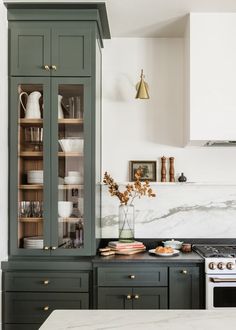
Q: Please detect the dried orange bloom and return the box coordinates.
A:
[103,168,156,205]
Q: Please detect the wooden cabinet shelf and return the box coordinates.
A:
[19,151,43,158]
[19,184,43,190]
[58,184,84,190]
[58,119,83,125]
[19,218,43,223]
[19,119,43,126]
[58,152,83,157]
[58,217,83,223]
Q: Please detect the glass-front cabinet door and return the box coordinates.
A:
[51,78,92,255]
[10,77,51,255]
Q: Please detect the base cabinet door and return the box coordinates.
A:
[97,287,168,310]
[4,324,39,330]
[132,287,168,309]
[169,266,200,309]
[4,292,89,324]
[97,287,133,309]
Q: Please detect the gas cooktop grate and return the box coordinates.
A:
[193,245,236,258]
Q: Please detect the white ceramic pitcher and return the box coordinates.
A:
[58,95,64,119]
[19,91,42,119]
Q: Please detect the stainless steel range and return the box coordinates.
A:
[194,245,236,309]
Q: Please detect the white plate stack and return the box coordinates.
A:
[24,236,44,249]
[27,170,43,184]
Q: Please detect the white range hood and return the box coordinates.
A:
[184,13,236,146]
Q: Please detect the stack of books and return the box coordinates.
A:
[108,241,146,255]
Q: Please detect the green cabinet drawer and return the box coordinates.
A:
[97,287,168,309]
[4,324,39,330]
[97,266,167,287]
[4,272,89,292]
[4,292,89,324]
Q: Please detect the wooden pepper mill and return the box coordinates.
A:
[161,156,167,182]
[169,157,175,182]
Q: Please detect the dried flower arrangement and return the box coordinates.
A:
[103,168,156,205]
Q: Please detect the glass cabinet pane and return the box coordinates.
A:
[57,84,84,249]
[17,84,44,249]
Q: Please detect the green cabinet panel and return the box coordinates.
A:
[4,324,39,330]
[132,287,168,309]
[97,287,168,310]
[51,22,92,77]
[169,266,200,309]
[4,292,89,323]
[97,266,168,287]
[97,287,133,309]
[4,272,89,292]
[10,22,51,76]
[10,22,92,77]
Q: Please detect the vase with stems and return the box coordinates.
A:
[119,204,134,242]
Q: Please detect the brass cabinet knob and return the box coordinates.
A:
[134,294,139,299]
[126,294,132,300]
[181,270,188,274]
[43,65,50,71]
[51,65,57,70]
[43,246,49,250]
[51,246,57,250]
[43,306,49,311]
[43,280,50,285]
[129,275,135,279]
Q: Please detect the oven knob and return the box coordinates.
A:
[226,262,235,270]
[209,262,217,270]
[218,262,226,270]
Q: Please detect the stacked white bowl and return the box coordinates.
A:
[59,138,84,153]
[27,170,43,184]
[64,171,83,185]
[24,236,44,249]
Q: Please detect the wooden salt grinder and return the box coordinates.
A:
[169,157,175,182]
[161,156,167,182]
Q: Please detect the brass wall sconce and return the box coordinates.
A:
[135,69,149,99]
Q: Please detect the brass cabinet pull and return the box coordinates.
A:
[134,294,139,299]
[43,306,49,311]
[126,294,132,300]
[181,270,188,274]
[129,275,135,279]
[43,280,50,285]
[43,65,50,71]
[51,246,57,250]
[43,246,49,250]
[51,65,57,71]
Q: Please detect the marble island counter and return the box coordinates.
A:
[39,309,236,330]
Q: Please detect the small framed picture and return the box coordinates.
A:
[130,161,156,182]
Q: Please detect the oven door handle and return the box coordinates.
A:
[210,277,236,283]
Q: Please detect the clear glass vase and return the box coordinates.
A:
[118,204,135,243]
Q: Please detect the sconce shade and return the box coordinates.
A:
[135,69,149,99]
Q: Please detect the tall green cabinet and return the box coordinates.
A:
[2,3,110,329]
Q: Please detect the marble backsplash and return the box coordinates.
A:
[101,184,236,239]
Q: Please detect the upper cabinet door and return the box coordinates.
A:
[10,22,51,77]
[51,22,92,77]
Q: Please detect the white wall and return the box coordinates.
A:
[0,1,8,328]
[102,38,236,183]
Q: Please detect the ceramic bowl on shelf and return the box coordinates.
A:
[64,176,83,185]
[58,201,73,218]
[27,170,43,184]
[59,138,84,153]
[162,239,183,250]
[68,171,80,177]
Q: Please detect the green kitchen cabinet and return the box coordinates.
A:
[10,21,92,77]
[7,3,109,257]
[4,292,89,324]
[97,287,168,309]
[4,325,39,330]
[169,266,201,309]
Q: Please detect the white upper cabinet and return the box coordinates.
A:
[185,13,236,146]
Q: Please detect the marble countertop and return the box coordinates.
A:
[39,309,236,330]
[93,251,204,263]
